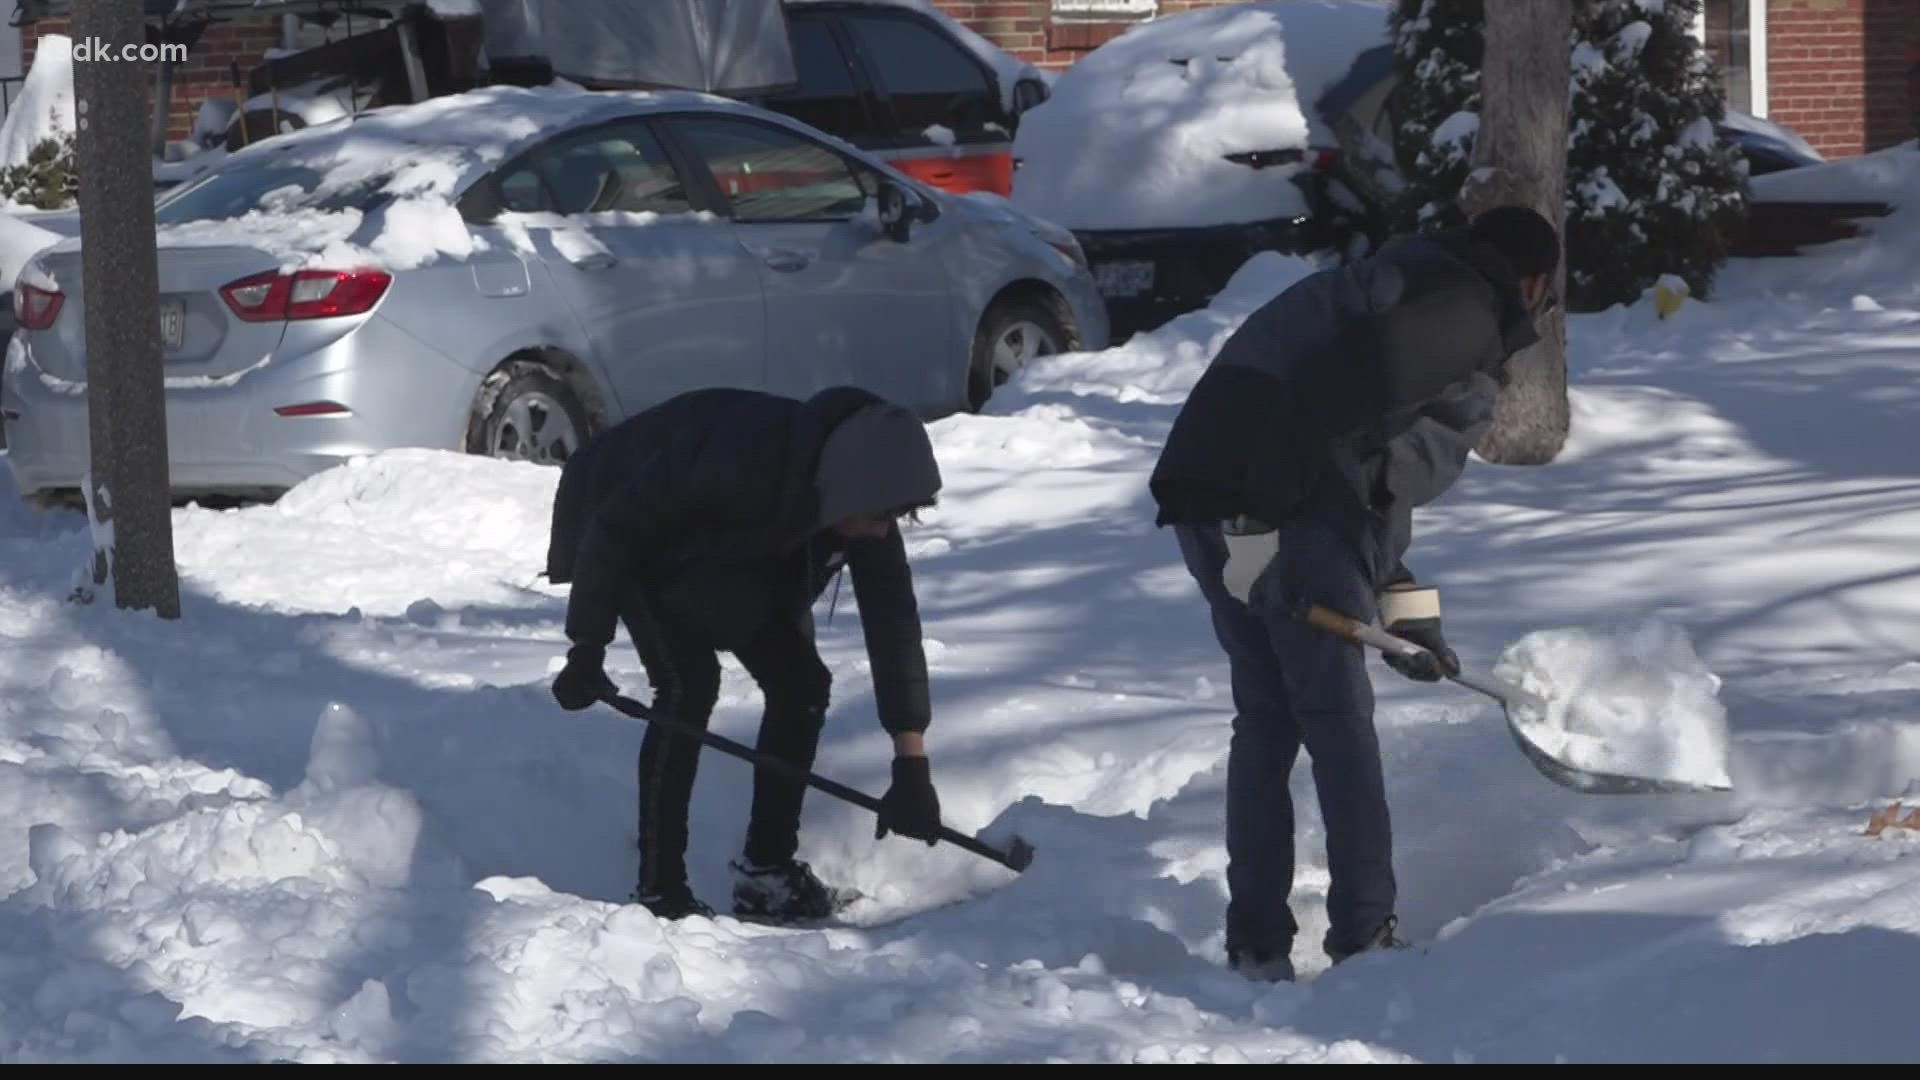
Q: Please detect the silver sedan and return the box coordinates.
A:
[2,86,1107,504]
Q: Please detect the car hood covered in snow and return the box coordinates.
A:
[1009,0,1391,232]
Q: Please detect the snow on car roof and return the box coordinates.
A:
[217,84,733,202]
[45,85,755,275]
[1009,0,1391,232]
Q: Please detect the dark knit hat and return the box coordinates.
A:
[1469,204,1561,277]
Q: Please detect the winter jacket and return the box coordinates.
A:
[1148,226,1542,587]
[546,385,942,734]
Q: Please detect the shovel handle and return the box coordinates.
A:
[1301,603,1433,660]
[600,692,1034,872]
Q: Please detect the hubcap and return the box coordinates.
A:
[992,318,1061,383]
[491,389,579,466]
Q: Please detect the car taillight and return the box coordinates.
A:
[14,281,63,330]
[220,268,393,323]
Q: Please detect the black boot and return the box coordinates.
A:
[1327,914,1410,964]
[1227,946,1296,983]
[632,880,714,921]
[729,857,852,923]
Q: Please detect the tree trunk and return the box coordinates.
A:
[1458,0,1573,466]
[72,0,182,619]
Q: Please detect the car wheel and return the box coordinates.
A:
[467,364,591,467]
[968,296,1070,412]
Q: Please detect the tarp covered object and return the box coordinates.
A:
[475,0,799,96]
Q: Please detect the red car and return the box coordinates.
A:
[761,1,1052,198]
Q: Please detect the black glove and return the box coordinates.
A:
[552,644,617,710]
[1380,586,1460,683]
[875,755,942,845]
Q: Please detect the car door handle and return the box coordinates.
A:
[570,253,618,271]
[761,250,811,272]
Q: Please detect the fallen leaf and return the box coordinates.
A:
[1864,801,1920,836]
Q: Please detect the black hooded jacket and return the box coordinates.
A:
[546,385,941,734]
[1148,227,1542,587]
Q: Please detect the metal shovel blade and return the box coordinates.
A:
[1300,604,1733,797]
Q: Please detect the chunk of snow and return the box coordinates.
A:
[1494,619,1734,791]
[0,34,74,173]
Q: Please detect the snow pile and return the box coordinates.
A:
[1000,250,1318,407]
[170,448,560,616]
[0,34,74,175]
[1494,620,1735,792]
[1009,0,1392,230]
[1750,138,1918,205]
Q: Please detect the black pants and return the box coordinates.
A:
[1174,512,1397,961]
[624,594,832,896]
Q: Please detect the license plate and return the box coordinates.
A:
[158,300,185,352]
[1095,259,1155,298]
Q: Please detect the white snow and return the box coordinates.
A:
[1009,0,1393,231]
[0,34,74,176]
[1496,620,1734,791]
[2,138,1920,1061]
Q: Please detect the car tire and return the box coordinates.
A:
[968,295,1071,412]
[466,362,592,467]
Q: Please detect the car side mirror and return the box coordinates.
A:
[877,180,923,242]
[1012,76,1049,116]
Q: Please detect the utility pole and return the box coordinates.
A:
[71,0,181,619]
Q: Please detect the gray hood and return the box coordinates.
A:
[814,403,943,529]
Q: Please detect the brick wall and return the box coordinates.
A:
[22,17,282,145]
[1767,0,1919,156]
[931,0,1240,70]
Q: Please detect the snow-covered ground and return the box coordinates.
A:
[3,143,1919,1062]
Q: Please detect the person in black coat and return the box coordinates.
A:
[545,384,946,923]
[1148,205,1563,981]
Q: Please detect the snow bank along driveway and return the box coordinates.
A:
[3,147,1920,1062]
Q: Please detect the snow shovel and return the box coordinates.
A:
[1298,603,1732,796]
[598,691,1037,871]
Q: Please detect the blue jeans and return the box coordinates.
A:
[1175,515,1397,960]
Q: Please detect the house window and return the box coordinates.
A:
[1704,0,1754,114]
[1049,0,1157,18]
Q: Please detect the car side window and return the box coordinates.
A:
[495,121,695,217]
[759,15,883,148]
[669,116,868,223]
[842,11,1002,144]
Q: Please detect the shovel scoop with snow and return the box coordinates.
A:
[1300,603,1734,796]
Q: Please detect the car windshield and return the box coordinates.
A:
[154,159,392,226]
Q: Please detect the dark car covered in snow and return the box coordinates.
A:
[1009,0,1830,340]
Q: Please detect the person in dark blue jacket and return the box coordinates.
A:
[545,385,946,924]
[1148,205,1562,981]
